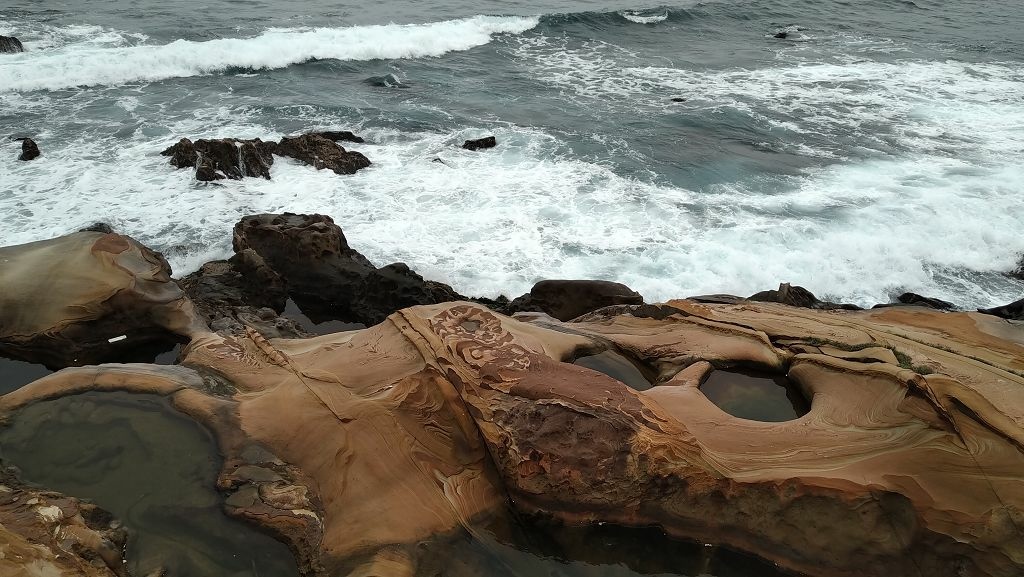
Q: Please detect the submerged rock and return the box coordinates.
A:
[507,279,645,321]
[232,213,461,325]
[275,134,371,175]
[17,137,40,161]
[161,137,275,181]
[462,136,496,151]
[0,35,23,53]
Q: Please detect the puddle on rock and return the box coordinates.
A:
[573,350,653,391]
[700,370,810,422]
[283,298,365,335]
[0,392,299,577]
[0,357,53,396]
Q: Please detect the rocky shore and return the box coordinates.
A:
[1,215,1023,577]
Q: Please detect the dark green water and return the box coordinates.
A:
[700,370,810,422]
[0,392,300,577]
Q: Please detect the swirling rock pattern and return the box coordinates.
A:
[1,232,1022,577]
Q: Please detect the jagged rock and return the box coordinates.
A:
[309,130,364,144]
[978,296,1024,321]
[0,231,201,368]
[874,291,956,310]
[17,137,39,161]
[177,250,309,338]
[161,137,275,181]
[3,298,1023,577]
[748,282,861,310]
[462,136,496,151]
[0,467,127,577]
[276,134,371,175]
[0,35,23,53]
[507,279,644,321]
[232,213,460,325]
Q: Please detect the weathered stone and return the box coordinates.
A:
[0,35,23,53]
[979,296,1024,321]
[507,279,644,321]
[309,130,364,144]
[749,282,861,310]
[275,134,370,175]
[161,137,275,180]
[17,137,39,161]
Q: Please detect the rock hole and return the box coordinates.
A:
[700,369,810,422]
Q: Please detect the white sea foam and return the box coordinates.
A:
[0,15,539,92]
[620,11,669,24]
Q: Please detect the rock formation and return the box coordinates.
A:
[1,227,1023,577]
[749,282,861,310]
[505,279,645,320]
[0,231,199,368]
[308,130,364,144]
[161,137,276,181]
[0,35,23,53]
[275,134,371,175]
[979,296,1024,321]
[462,136,496,151]
[0,468,127,577]
[16,137,40,161]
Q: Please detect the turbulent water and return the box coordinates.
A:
[2,0,1023,308]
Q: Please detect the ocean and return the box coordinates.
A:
[2,0,1023,309]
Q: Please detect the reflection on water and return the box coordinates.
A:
[0,392,299,577]
[283,298,366,335]
[700,370,810,422]
[573,350,653,391]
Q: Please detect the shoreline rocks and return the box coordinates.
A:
[462,135,496,151]
[275,134,370,175]
[17,137,40,161]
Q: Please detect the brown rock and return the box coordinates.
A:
[507,279,644,321]
[161,137,275,180]
[309,130,364,143]
[275,134,370,175]
[749,282,861,310]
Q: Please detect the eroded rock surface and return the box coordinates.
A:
[232,213,462,325]
[0,35,23,53]
[0,232,200,368]
[161,137,276,181]
[275,134,371,175]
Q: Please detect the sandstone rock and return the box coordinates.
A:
[0,467,127,577]
[161,137,275,180]
[17,137,39,161]
[507,279,644,321]
[0,232,201,368]
[749,282,861,310]
[0,35,23,53]
[462,136,496,151]
[3,299,1022,577]
[275,134,371,175]
[232,213,461,325]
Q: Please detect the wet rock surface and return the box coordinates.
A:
[275,133,371,175]
[462,135,496,150]
[16,137,39,161]
[161,137,276,181]
[0,35,23,53]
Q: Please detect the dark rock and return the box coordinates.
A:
[232,213,462,326]
[978,297,1024,321]
[686,294,745,304]
[462,136,496,151]
[0,35,24,53]
[309,130,365,144]
[79,222,115,234]
[507,279,645,322]
[275,134,371,175]
[882,292,955,311]
[161,137,275,180]
[177,250,307,338]
[748,283,861,310]
[670,97,687,102]
[774,31,789,39]
[17,138,39,161]
[1010,256,1024,280]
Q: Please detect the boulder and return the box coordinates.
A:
[462,135,496,151]
[507,279,644,321]
[873,291,956,311]
[232,213,461,325]
[161,137,275,181]
[0,231,202,368]
[0,35,23,53]
[17,137,39,161]
[275,134,371,175]
[748,282,861,310]
[978,296,1024,321]
[310,130,364,144]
